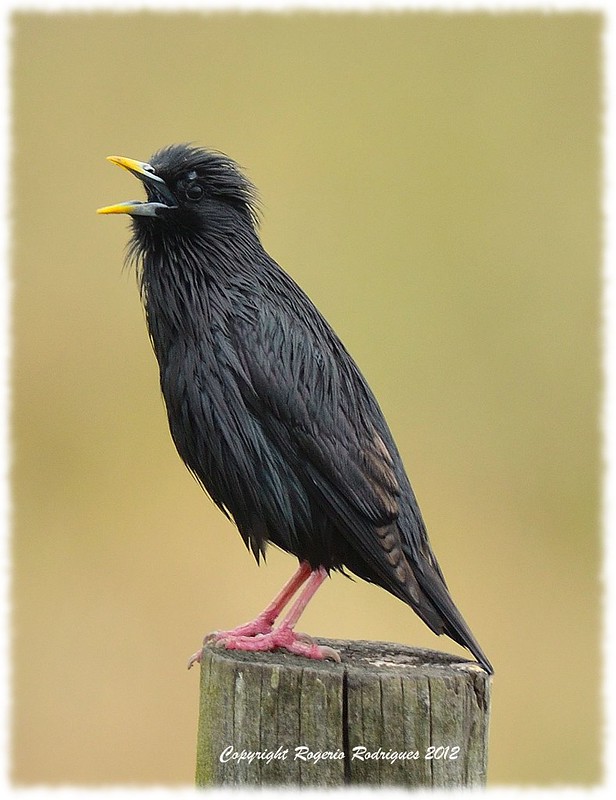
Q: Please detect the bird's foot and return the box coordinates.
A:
[211,625,341,662]
[204,615,275,643]
[187,614,276,669]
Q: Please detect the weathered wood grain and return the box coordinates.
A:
[195,638,491,787]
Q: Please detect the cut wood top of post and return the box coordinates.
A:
[203,638,491,680]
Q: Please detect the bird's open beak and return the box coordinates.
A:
[97,155,178,216]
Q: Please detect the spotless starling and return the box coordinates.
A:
[98,144,492,674]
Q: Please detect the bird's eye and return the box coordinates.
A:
[185,183,204,201]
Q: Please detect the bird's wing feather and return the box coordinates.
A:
[233,307,400,523]
[229,289,430,601]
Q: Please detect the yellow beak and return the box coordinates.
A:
[97,201,142,215]
[105,155,155,177]
[97,154,177,216]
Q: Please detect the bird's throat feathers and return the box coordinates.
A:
[130,215,264,343]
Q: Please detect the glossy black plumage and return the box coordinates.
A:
[102,144,492,674]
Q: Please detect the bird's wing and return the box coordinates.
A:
[234,311,399,522]
[230,301,429,604]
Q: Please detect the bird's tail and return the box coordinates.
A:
[412,561,493,675]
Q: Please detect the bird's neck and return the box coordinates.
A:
[137,226,263,347]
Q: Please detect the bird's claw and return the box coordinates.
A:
[187,648,203,670]
[318,644,342,662]
[284,630,340,660]
[187,630,225,668]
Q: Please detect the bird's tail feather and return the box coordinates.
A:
[412,562,493,675]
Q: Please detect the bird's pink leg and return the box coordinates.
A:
[277,566,328,628]
[187,561,312,668]
[212,567,340,662]
[209,560,312,637]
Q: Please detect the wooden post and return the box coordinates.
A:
[195,637,491,788]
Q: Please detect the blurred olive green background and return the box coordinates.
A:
[11,11,601,787]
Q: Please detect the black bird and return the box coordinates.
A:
[98,144,492,674]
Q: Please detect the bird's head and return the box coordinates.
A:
[97,143,259,232]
